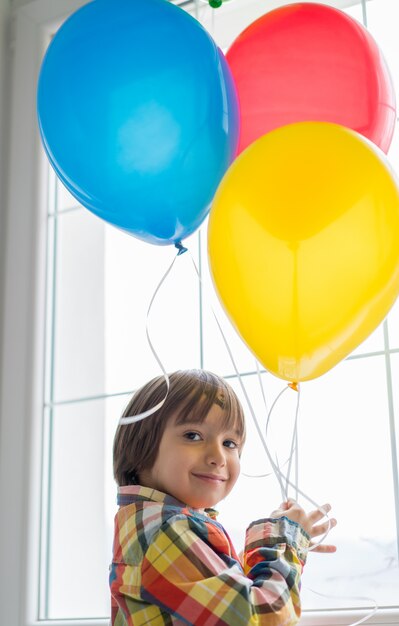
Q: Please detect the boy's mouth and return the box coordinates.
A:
[192,473,227,483]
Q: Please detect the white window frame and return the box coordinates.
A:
[0,0,398,625]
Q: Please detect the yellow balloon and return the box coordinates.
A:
[208,122,399,382]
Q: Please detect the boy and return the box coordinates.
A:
[110,369,336,625]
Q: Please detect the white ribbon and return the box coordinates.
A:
[118,245,185,425]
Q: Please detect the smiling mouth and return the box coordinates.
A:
[192,473,227,483]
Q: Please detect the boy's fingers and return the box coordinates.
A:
[310,518,337,537]
[308,503,332,522]
[310,543,337,554]
[270,499,296,517]
[269,507,284,518]
[281,499,295,510]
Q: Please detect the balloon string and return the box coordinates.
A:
[119,242,186,425]
[243,376,291,484]
[191,251,380,624]
[186,249,330,524]
[285,385,301,499]
[122,242,378,624]
[243,370,293,482]
[255,360,269,414]
[126,244,331,548]
[260,383,300,501]
[118,241,377,625]
[295,425,299,502]
[239,361,272,478]
[266,384,289,437]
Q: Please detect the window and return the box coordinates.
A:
[1,0,398,624]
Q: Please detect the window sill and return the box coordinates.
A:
[25,608,399,626]
[301,607,399,626]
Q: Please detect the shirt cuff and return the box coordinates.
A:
[246,516,310,563]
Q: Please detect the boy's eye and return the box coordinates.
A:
[184,431,202,441]
[223,439,239,449]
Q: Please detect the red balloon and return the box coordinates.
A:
[226,2,396,154]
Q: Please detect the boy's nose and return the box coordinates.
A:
[205,442,226,467]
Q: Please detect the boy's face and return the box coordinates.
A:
[139,404,242,509]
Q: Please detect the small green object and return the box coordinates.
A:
[209,0,223,7]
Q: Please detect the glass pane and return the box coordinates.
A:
[299,356,399,610]
[52,208,201,402]
[45,361,399,618]
[217,356,399,610]
[104,224,201,395]
[366,0,399,89]
[388,298,399,349]
[45,395,125,619]
[389,353,399,512]
[387,109,399,169]
[52,209,106,402]
[56,178,81,213]
[41,0,399,621]
[343,3,364,22]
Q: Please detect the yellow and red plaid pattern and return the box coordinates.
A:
[110,485,309,625]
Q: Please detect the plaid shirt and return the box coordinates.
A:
[110,485,309,625]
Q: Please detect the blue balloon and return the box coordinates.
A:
[37,0,239,245]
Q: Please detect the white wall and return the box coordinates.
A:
[0,3,108,622]
[0,0,11,407]
[0,1,46,622]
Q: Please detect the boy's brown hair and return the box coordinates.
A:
[113,369,246,486]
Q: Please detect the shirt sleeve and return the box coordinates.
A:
[140,513,309,626]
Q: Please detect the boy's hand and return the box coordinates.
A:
[270,498,337,554]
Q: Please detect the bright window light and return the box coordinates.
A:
[37,0,399,621]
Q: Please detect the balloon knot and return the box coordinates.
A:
[209,0,223,7]
[288,382,299,392]
[175,241,188,256]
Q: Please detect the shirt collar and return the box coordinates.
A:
[117,484,218,519]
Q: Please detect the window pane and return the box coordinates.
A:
[56,179,80,214]
[45,395,124,619]
[390,353,399,507]
[104,223,201,394]
[51,207,105,403]
[372,0,399,357]
[343,3,363,22]
[299,356,399,610]
[51,201,201,402]
[366,0,399,86]
[387,299,399,350]
[40,0,399,621]
[217,356,399,610]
